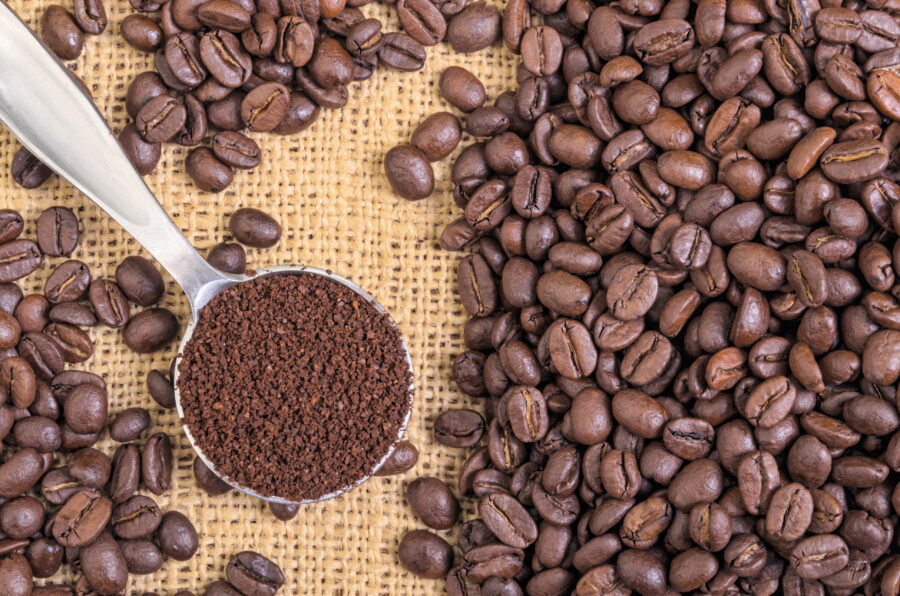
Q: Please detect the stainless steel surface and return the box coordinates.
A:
[0,2,414,504]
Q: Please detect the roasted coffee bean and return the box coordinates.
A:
[115,256,164,307]
[42,5,85,60]
[446,1,500,54]
[397,0,446,46]
[226,551,285,596]
[81,532,128,594]
[207,242,247,274]
[0,240,42,284]
[378,32,426,71]
[229,208,282,248]
[63,383,107,435]
[186,147,234,193]
[434,409,485,448]
[44,261,90,305]
[147,369,175,409]
[109,408,151,442]
[374,440,419,477]
[479,492,538,549]
[123,307,179,353]
[411,112,461,162]
[440,66,485,112]
[120,122,162,175]
[142,432,173,495]
[136,95,187,143]
[192,455,232,496]
[121,14,163,51]
[36,207,79,257]
[157,511,199,560]
[407,476,459,530]
[268,501,299,521]
[384,144,434,200]
[399,530,453,579]
[109,444,141,503]
[212,131,262,170]
[52,489,112,547]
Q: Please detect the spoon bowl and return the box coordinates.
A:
[0,3,414,504]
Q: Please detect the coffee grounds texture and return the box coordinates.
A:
[177,274,413,501]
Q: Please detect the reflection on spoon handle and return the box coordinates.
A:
[0,3,226,313]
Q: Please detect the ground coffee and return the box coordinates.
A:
[177,273,413,501]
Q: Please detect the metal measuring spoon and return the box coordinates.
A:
[0,4,414,504]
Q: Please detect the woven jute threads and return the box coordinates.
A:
[3,0,516,592]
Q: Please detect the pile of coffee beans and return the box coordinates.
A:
[0,207,198,594]
[177,272,413,501]
[34,0,503,193]
[384,1,900,594]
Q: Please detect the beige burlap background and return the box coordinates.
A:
[1,0,518,593]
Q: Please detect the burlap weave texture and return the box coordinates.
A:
[1,0,517,593]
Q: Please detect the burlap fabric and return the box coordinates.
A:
[1,0,518,592]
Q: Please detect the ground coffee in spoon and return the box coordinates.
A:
[177,273,413,501]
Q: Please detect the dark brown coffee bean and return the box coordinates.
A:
[385,144,435,200]
[446,1,500,53]
[378,32,426,71]
[440,66,485,112]
[374,440,419,477]
[186,147,234,193]
[157,511,199,560]
[207,242,247,274]
[136,95,187,143]
[10,148,53,189]
[434,408,485,448]
[109,444,141,503]
[52,489,111,547]
[225,551,285,596]
[147,369,175,409]
[399,530,453,579]
[43,260,90,305]
[121,14,162,51]
[42,5,85,60]
[479,492,538,549]
[407,476,460,530]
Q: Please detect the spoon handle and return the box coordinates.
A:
[0,3,228,313]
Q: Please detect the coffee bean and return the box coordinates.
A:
[184,147,233,193]
[212,132,262,170]
[123,307,179,353]
[109,408,151,442]
[440,66,485,112]
[35,207,78,258]
[268,501,299,521]
[407,476,459,530]
[147,369,176,409]
[398,530,453,579]
[384,144,434,200]
[446,1,500,54]
[44,260,91,305]
[120,538,164,574]
[142,432,173,495]
[411,112,461,162]
[378,32,426,71]
[192,456,232,495]
[115,255,165,307]
[479,492,537,549]
[120,122,162,175]
[434,409,485,448]
[26,538,63,578]
[42,5,85,60]
[0,240,42,284]
[121,14,163,51]
[136,95,188,143]
[52,489,112,547]
[64,383,107,435]
[229,207,282,248]
[157,511,199,560]
[11,147,53,189]
[374,440,419,477]
[111,495,162,539]
[0,553,32,596]
[80,531,128,594]
[109,443,141,503]
[207,242,247,274]
[226,551,285,596]
[397,0,446,46]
